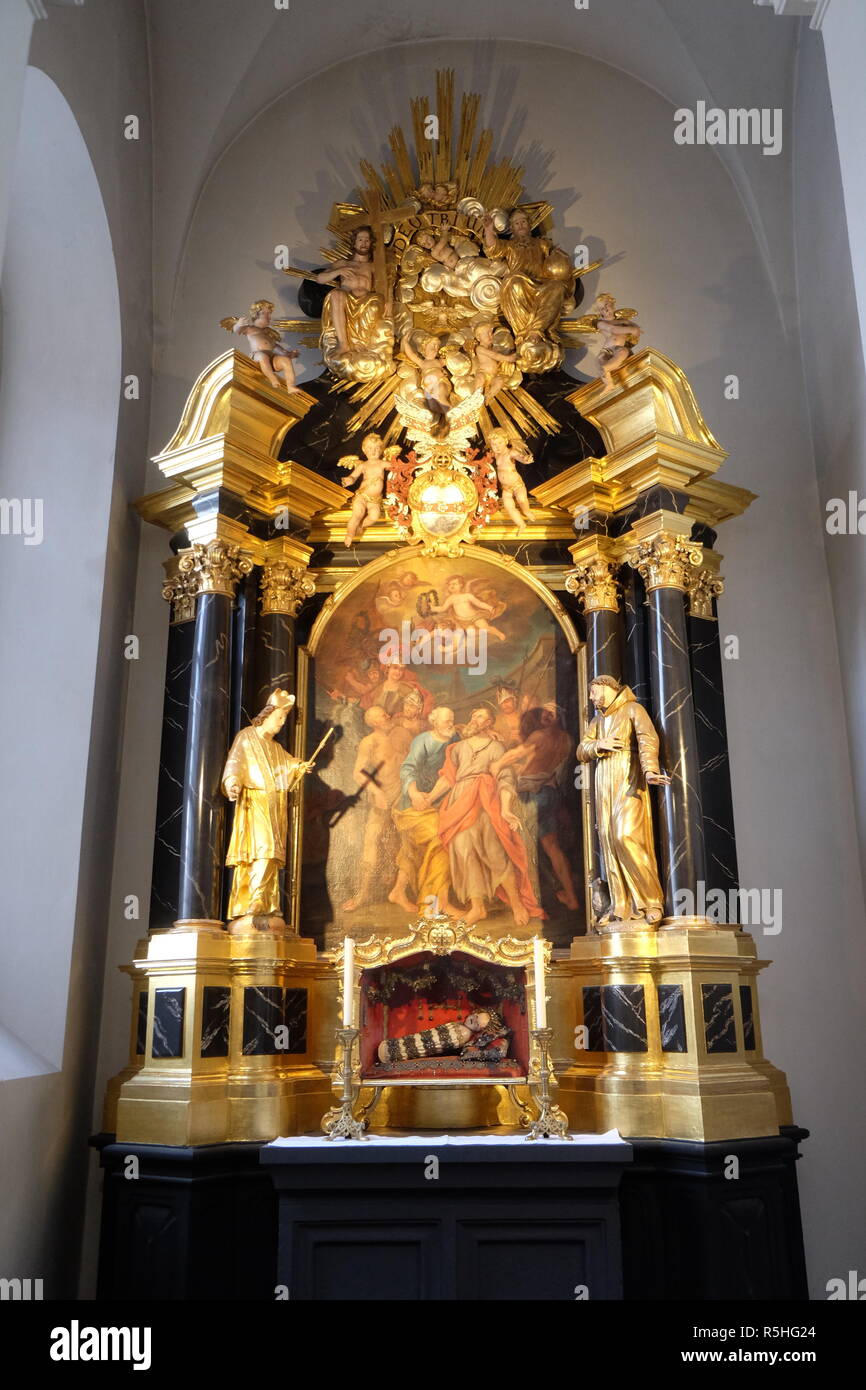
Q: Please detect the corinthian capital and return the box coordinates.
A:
[177,541,254,597]
[161,558,198,624]
[260,560,316,616]
[687,561,725,619]
[565,555,621,612]
[625,533,702,592]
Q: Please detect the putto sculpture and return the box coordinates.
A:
[220,299,300,392]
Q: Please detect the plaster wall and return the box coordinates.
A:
[0,0,152,1298]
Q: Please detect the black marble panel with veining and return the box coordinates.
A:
[586,608,623,683]
[242,986,285,1055]
[282,988,308,1055]
[621,565,652,708]
[231,569,259,739]
[618,488,691,527]
[658,983,687,1052]
[688,612,739,898]
[648,585,706,915]
[602,984,648,1052]
[254,612,296,725]
[201,985,231,1058]
[152,987,185,1058]
[149,618,195,930]
[702,983,737,1053]
[739,984,756,1051]
[136,990,149,1056]
[582,985,605,1052]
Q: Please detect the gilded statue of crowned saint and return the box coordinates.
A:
[222,689,311,923]
[577,675,670,926]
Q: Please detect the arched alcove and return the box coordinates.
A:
[0,67,121,1077]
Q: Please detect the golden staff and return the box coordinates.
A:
[305,725,336,767]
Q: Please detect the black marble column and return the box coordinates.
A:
[565,547,624,683]
[645,581,707,916]
[254,610,295,742]
[250,558,313,919]
[585,607,623,683]
[621,566,652,707]
[175,543,251,926]
[177,590,234,924]
[688,607,739,899]
[231,569,259,739]
[566,550,625,928]
[149,609,195,930]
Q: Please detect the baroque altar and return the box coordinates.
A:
[96,71,807,1302]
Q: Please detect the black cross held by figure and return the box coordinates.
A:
[324,761,385,828]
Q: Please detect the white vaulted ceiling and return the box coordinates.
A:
[144,0,801,332]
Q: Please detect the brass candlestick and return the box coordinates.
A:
[526,1026,571,1141]
[321,1027,367,1141]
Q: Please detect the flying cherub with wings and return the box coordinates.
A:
[572,294,642,391]
[339,433,402,547]
[220,300,300,392]
[427,573,508,642]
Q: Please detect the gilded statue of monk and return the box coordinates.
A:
[222,689,311,923]
[482,208,575,368]
[577,675,670,926]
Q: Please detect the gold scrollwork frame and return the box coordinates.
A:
[333,912,552,1092]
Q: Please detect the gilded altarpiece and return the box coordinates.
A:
[105,69,796,1161]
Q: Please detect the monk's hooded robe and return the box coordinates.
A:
[577,684,665,923]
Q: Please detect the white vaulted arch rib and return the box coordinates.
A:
[0,66,121,1078]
